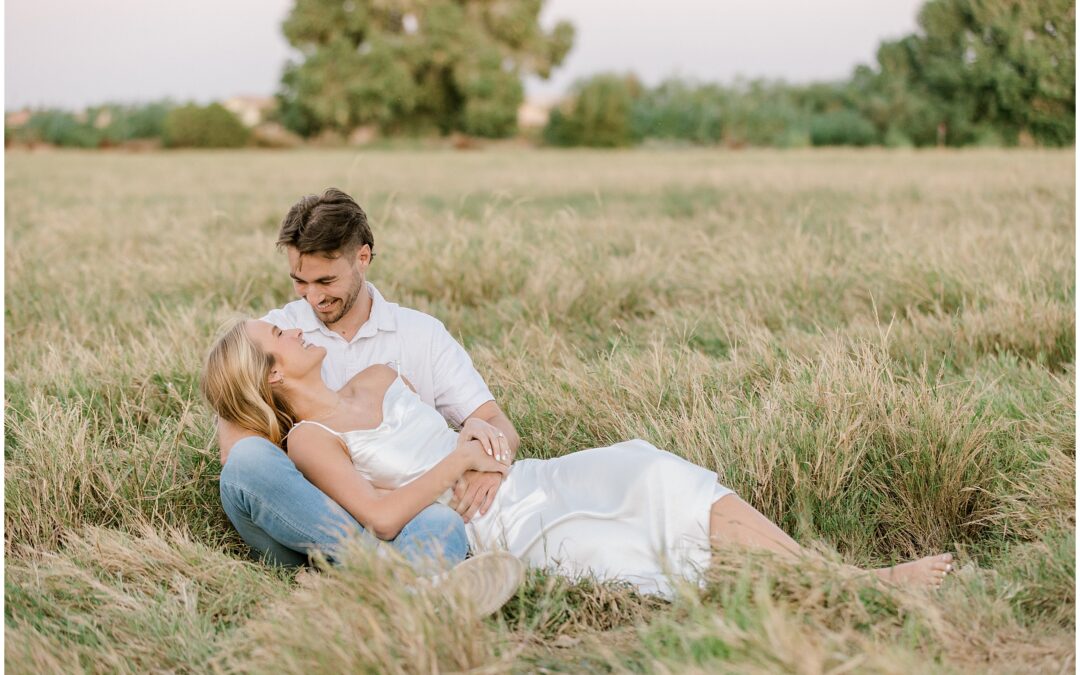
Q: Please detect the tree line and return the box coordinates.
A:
[5,102,250,149]
[546,0,1074,148]
[7,0,1073,149]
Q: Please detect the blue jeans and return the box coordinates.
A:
[219,436,468,571]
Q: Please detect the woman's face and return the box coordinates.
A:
[244,320,325,383]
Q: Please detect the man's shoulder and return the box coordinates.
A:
[389,304,461,354]
[392,304,445,332]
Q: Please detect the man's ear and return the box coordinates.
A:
[355,244,372,268]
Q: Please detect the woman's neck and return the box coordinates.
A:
[282,373,343,422]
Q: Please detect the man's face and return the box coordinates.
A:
[286,246,369,328]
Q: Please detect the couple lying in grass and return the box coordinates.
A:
[203,188,953,612]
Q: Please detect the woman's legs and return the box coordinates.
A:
[708,494,804,557]
[708,494,953,588]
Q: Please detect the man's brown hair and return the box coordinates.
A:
[277,188,374,257]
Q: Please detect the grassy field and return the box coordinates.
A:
[4,147,1075,673]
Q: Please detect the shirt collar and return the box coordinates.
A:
[294,282,397,340]
[355,282,397,339]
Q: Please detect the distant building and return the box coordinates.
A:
[222,96,276,128]
[93,109,112,129]
[517,96,556,130]
[5,109,31,128]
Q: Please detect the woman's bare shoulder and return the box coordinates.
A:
[340,363,398,393]
[287,421,348,454]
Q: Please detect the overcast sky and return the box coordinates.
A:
[6,0,924,110]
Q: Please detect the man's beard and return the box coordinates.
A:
[320,273,364,327]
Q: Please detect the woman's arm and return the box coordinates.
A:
[286,425,506,540]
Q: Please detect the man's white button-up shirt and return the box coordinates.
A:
[261,283,494,427]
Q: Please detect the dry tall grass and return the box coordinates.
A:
[5,148,1075,673]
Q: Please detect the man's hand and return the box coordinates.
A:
[462,401,520,463]
[449,470,503,522]
[449,400,519,522]
[459,417,511,462]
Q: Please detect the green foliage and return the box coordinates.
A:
[544,0,1074,149]
[163,103,249,148]
[454,46,525,137]
[95,101,172,144]
[17,110,102,148]
[278,0,574,138]
[7,102,176,148]
[550,77,819,148]
[5,0,1073,150]
[859,0,1075,146]
[809,109,880,146]
[717,79,812,147]
[539,108,578,146]
[630,79,725,144]
[543,73,642,147]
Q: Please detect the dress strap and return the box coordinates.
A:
[287,419,344,439]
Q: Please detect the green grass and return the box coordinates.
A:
[5,147,1075,673]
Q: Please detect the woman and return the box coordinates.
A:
[202,319,953,596]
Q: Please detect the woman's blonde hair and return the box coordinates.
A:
[201,319,296,447]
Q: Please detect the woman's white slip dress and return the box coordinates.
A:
[294,367,734,597]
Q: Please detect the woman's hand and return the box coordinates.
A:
[459,417,512,463]
[455,439,510,475]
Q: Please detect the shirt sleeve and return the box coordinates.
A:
[429,320,495,427]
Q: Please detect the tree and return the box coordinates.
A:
[630,79,726,145]
[163,104,249,148]
[278,0,574,138]
[860,0,1075,146]
[851,39,947,146]
[543,74,642,147]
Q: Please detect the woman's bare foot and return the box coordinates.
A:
[872,553,954,589]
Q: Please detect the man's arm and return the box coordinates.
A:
[424,318,521,521]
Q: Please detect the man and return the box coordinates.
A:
[217,188,522,608]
